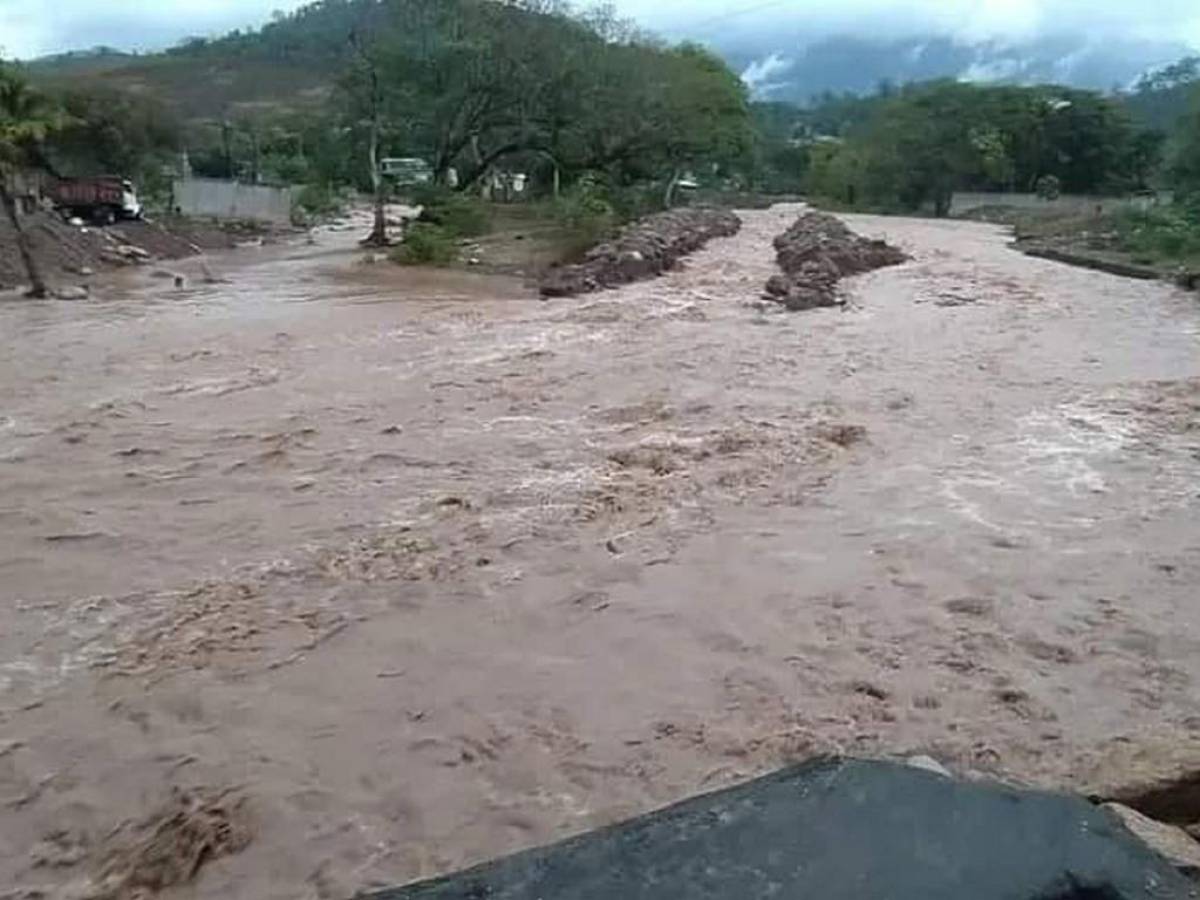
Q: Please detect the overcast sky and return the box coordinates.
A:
[2,0,1199,59]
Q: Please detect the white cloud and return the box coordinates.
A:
[741,53,793,96]
[0,9,48,57]
[618,0,1200,47]
[2,0,1199,60]
[1,0,310,58]
[960,58,1024,83]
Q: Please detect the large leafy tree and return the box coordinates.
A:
[335,0,753,211]
[805,80,1159,215]
[48,85,181,178]
[1171,84,1200,200]
[1,62,61,298]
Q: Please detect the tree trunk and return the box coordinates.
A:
[250,127,261,185]
[0,183,48,299]
[457,142,523,193]
[363,72,388,248]
[221,120,234,179]
[933,186,952,218]
[663,167,682,210]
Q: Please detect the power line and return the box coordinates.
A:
[688,0,796,36]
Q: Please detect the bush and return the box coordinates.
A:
[293,183,342,223]
[1115,206,1200,264]
[551,173,618,260]
[412,186,491,237]
[1176,192,1200,226]
[390,223,458,266]
[1035,175,1062,201]
[607,182,661,220]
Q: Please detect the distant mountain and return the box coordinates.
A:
[23,47,140,76]
[1125,56,1200,131]
[26,3,1197,130]
[25,3,357,121]
[726,34,1194,102]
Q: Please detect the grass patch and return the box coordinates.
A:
[390,223,458,267]
[411,186,491,238]
[549,176,619,262]
[1113,207,1200,268]
[292,183,343,224]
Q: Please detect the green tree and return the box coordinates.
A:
[804,81,1154,215]
[1171,85,1200,199]
[657,44,753,205]
[342,0,414,245]
[1,62,62,298]
[47,85,181,178]
[1126,56,1200,132]
[331,0,752,209]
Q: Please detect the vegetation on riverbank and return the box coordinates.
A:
[9,0,1200,285]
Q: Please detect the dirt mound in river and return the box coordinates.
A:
[764,212,907,310]
[540,207,741,297]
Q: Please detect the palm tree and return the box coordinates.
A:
[1,62,59,298]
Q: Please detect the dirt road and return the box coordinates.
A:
[2,206,1199,898]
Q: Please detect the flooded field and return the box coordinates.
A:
[2,206,1199,898]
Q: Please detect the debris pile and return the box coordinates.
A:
[764,212,907,310]
[2,211,113,289]
[87,787,251,899]
[540,207,741,297]
[0,212,229,293]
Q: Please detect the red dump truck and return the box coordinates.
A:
[49,177,143,225]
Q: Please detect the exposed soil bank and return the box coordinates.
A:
[0,211,289,294]
[764,211,908,310]
[1020,245,1161,280]
[1018,242,1200,291]
[539,207,741,297]
[958,206,1199,291]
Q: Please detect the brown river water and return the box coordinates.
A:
[2,206,1199,898]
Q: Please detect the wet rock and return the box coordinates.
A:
[540,207,741,298]
[374,757,1199,900]
[117,244,151,260]
[906,755,952,778]
[1103,803,1200,880]
[52,285,90,300]
[1093,751,1200,830]
[764,212,907,311]
[945,597,994,617]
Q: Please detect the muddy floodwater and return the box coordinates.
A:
[2,206,1199,898]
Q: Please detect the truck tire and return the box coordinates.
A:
[94,207,117,227]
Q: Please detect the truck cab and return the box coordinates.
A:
[118,179,143,221]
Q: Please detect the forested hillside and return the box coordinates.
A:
[14,0,755,225]
[1124,57,1200,132]
[14,0,1200,237]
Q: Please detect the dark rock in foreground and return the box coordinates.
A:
[766,212,907,310]
[539,207,741,298]
[368,757,1196,899]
